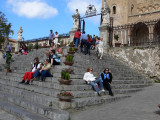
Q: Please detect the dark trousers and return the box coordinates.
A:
[103,81,113,95]
[33,69,53,80]
[81,40,88,55]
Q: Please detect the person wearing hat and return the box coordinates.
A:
[56,43,63,57]
[19,57,41,84]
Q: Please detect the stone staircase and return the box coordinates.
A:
[0,47,153,120]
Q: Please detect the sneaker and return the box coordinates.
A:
[19,80,25,84]
[101,89,105,92]
[97,91,102,96]
[109,92,114,96]
[25,81,29,85]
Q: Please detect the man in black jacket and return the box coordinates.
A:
[100,68,114,96]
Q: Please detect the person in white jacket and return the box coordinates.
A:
[83,67,105,95]
[97,37,104,59]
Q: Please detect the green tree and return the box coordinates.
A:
[0,11,14,51]
[3,23,14,51]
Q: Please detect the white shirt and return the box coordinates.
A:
[32,63,40,72]
[83,72,96,82]
[98,40,104,49]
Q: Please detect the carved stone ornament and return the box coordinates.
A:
[85,4,97,17]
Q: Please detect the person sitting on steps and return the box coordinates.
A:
[55,43,63,57]
[100,68,114,96]
[19,57,40,85]
[49,50,60,65]
[32,59,53,82]
[83,67,105,96]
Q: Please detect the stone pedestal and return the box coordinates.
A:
[69,29,77,44]
[15,41,21,52]
[99,25,110,53]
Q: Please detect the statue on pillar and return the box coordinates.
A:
[101,0,111,26]
[72,9,80,30]
[17,26,23,41]
[15,26,23,52]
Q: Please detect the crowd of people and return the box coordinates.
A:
[19,30,62,84]
[74,29,104,59]
[2,29,112,96]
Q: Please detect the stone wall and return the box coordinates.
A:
[108,46,160,79]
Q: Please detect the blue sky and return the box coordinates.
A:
[0,0,102,41]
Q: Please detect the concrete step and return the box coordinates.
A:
[0,90,69,120]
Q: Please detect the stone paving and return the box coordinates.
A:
[71,83,160,120]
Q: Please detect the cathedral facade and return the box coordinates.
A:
[102,0,160,46]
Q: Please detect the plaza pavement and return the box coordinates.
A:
[71,83,160,120]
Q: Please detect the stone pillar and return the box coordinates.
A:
[148,24,154,42]
[99,25,110,52]
[128,28,131,46]
[69,29,77,44]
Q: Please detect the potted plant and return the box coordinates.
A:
[68,47,75,54]
[114,34,121,47]
[63,55,74,66]
[57,91,74,102]
[59,71,72,85]
[69,42,74,47]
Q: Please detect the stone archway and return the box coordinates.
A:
[131,22,149,46]
[153,21,160,43]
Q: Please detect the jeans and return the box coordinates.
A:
[74,38,79,47]
[88,79,104,93]
[33,69,53,80]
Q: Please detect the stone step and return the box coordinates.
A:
[0,79,136,110]
[0,90,69,120]
[0,73,151,92]
[70,94,130,109]
[0,97,49,120]
[0,83,72,110]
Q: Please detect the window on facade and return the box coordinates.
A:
[113,6,116,14]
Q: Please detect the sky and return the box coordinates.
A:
[0,0,102,41]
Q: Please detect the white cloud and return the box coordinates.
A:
[7,0,58,19]
[66,0,101,24]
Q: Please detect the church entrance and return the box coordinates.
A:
[131,22,149,46]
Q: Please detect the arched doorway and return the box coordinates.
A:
[154,21,160,44]
[131,22,149,46]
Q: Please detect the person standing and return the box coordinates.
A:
[6,43,12,72]
[54,31,59,47]
[97,37,105,59]
[80,32,88,55]
[74,29,81,47]
[49,30,54,47]
[100,68,114,96]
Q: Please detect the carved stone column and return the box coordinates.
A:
[99,25,110,52]
[148,24,154,42]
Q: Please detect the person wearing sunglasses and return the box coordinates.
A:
[83,67,105,96]
[100,68,114,96]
